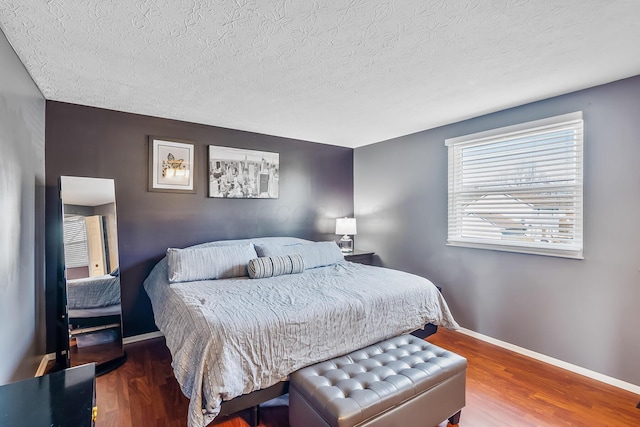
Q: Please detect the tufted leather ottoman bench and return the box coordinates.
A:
[289,335,466,427]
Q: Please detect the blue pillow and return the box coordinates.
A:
[167,243,257,282]
[254,241,344,269]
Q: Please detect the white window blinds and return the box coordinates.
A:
[63,216,89,268]
[446,112,584,259]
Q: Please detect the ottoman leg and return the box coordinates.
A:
[447,410,461,426]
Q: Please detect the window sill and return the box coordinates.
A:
[446,240,584,260]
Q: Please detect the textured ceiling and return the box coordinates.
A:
[1,1,639,148]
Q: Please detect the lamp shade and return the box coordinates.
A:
[335,217,357,235]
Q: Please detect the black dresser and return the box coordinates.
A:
[0,363,96,427]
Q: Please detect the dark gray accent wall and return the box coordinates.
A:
[45,101,353,348]
[355,75,640,386]
[0,29,46,383]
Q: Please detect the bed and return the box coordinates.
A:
[67,273,121,324]
[67,273,120,310]
[143,237,459,427]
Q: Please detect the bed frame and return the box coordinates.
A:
[219,381,290,426]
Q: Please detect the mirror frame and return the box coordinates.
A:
[59,176,126,375]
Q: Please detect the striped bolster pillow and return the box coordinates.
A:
[248,254,305,279]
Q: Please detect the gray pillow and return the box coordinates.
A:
[254,241,344,269]
[248,254,305,279]
[167,243,257,283]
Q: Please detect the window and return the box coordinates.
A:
[446,112,583,259]
[63,216,89,268]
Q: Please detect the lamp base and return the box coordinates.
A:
[339,235,353,253]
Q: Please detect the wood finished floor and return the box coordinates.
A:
[95,328,640,427]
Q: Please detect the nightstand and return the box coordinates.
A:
[343,250,375,265]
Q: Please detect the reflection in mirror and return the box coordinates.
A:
[60,176,126,374]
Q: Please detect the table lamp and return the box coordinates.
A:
[335,217,357,253]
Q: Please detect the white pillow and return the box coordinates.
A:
[167,243,257,283]
[254,241,344,269]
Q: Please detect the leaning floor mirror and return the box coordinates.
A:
[60,176,126,375]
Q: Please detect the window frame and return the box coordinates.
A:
[446,112,584,259]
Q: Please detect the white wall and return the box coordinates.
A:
[355,76,640,386]
[0,28,46,383]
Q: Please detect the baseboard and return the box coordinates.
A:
[122,331,164,345]
[456,328,640,395]
[35,353,56,377]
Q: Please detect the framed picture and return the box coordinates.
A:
[148,136,196,193]
[208,145,279,198]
